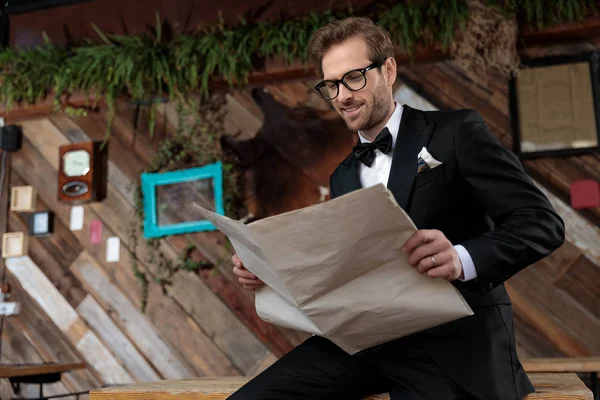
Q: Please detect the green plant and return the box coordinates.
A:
[128,93,242,312]
[0,1,595,130]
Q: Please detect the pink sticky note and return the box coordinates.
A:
[90,220,103,245]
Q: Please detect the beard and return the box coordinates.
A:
[337,79,391,132]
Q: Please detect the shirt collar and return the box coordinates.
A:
[358,102,403,148]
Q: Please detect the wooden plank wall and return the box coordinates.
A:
[395,61,600,358]
[0,90,317,393]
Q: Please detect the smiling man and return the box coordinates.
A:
[229,17,565,400]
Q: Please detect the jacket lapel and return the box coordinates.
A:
[336,140,363,194]
[387,105,434,210]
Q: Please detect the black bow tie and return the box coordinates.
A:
[352,127,393,167]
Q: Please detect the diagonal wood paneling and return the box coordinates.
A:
[10,129,237,378]
[45,115,271,374]
[6,256,134,384]
[55,104,302,356]
[394,61,600,358]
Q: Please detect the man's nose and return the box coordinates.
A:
[337,83,353,103]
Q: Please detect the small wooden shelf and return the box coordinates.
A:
[2,232,28,258]
[10,185,36,212]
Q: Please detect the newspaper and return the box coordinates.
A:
[193,184,473,355]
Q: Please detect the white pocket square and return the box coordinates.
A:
[417,146,442,174]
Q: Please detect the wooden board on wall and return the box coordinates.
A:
[0,318,71,399]
[71,251,198,380]
[10,128,240,378]
[77,294,161,382]
[5,273,101,392]
[6,256,134,385]
[8,173,87,306]
[89,92,311,352]
[43,115,275,373]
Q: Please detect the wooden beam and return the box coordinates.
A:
[88,373,593,400]
[521,15,600,47]
[522,357,600,373]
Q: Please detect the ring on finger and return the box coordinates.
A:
[431,256,436,267]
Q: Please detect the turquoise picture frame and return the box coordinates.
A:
[141,162,224,238]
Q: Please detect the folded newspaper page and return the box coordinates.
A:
[194,184,473,354]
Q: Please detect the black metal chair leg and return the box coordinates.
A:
[591,371,598,400]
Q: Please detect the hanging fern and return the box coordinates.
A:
[0,0,595,127]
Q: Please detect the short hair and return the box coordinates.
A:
[307,17,394,77]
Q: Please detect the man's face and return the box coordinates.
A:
[321,36,392,132]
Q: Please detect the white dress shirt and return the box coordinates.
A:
[357,103,477,282]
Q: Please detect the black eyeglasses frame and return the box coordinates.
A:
[314,61,382,100]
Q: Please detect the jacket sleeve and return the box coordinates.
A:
[455,111,565,294]
[329,171,339,200]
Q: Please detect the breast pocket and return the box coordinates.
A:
[413,163,446,190]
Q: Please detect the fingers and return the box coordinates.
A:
[407,241,446,266]
[402,229,437,255]
[232,254,264,290]
[232,254,257,279]
[416,250,451,274]
[233,265,256,280]
[427,264,459,281]
[414,249,462,281]
[238,277,261,285]
[232,254,242,268]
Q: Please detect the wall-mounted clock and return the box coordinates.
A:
[58,141,108,203]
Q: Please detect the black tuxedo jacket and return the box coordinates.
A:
[329,105,565,399]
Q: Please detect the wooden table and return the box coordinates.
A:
[90,373,593,399]
[1,362,87,399]
[0,362,87,379]
[523,358,600,399]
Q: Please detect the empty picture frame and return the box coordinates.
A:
[28,211,54,236]
[509,51,600,158]
[2,232,28,258]
[10,185,36,212]
[141,162,224,239]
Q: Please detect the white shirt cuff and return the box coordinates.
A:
[454,244,477,282]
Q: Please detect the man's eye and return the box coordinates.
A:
[345,72,363,82]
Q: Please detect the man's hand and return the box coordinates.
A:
[232,254,265,290]
[401,229,464,281]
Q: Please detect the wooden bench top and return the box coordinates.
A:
[0,362,87,379]
[523,357,600,373]
[89,373,592,399]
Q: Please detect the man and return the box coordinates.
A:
[230,17,565,400]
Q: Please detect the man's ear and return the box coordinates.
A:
[385,57,397,87]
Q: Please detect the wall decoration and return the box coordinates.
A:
[90,220,103,244]
[509,52,600,158]
[106,236,120,263]
[141,162,224,239]
[28,211,54,236]
[70,205,84,231]
[58,141,108,203]
[570,179,600,209]
[10,185,36,212]
[2,232,28,258]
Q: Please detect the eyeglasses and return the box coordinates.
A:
[314,62,382,100]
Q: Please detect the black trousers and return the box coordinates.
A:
[228,335,474,400]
